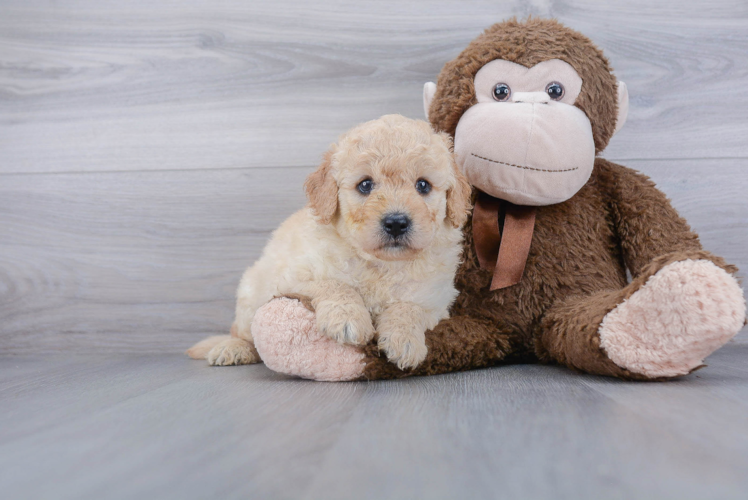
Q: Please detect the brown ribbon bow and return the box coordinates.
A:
[472,191,536,290]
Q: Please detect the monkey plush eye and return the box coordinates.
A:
[357,178,374,195]
[415,179,432,195]
[492,83,511,102]
[545,82,565,100]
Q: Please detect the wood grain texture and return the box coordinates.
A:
[1,0,747,174]
[0,167,310,352]
[0,159,745,353]
[1,3,747,497]
[2,348,748,499]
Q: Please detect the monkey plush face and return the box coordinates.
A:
[423,18,629,206]
[454,58,595,205]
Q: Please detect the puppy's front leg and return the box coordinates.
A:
[294,280,375,346]
[377,303,433,370]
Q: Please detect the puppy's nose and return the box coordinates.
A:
[382,213,410,238]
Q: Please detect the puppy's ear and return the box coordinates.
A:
[446,162,472,228]
[304,147,338,224]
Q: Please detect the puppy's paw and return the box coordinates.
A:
[207,338,260,366]
[315,300,375,346]
[378,326,428,371]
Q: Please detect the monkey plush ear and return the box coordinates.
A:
[423,82,437,120]
[613,81,629,135]
[304,148,338,224]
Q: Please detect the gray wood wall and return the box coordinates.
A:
[1,0,746,353]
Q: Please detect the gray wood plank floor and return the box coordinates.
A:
[2,344,748,500]
[1,0,748,498]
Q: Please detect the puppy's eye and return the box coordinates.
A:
[415,179,431,195]
[493,83,511,102]
[545,82,564,100]
[357,178,374,195]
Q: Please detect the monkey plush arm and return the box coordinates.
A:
[595,158,738,277]
[359,315,515,380]
[250,296,517,381]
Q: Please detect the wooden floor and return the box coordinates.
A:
[2,341,748,499]
[1,0,747,498]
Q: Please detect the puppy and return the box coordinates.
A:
[187,114,471,370]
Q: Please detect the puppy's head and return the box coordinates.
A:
[305,114,471,261]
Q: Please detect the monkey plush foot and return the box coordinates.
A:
[252,297,366,382]
[599,259,746,378]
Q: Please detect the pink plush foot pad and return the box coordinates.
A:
[252,297,366,382]
[600,259,746,378]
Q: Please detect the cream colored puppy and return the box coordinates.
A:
[188,114,471,370]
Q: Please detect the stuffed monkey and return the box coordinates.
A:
[249,18,746,381]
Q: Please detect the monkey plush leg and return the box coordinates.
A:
[252,296,516,381]
[539,257,746,380]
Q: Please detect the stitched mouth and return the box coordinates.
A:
[471,153,579,173]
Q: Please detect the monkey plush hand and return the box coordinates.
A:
[250,18,746,381]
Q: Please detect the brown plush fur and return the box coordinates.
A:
[428,17,619,154]
[360,159,735,380]
[278,18,739,381]
[353,18,739,381]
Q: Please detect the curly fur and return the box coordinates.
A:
[188,114,471,370]
[359,19,744,380]
[251,19,745,382]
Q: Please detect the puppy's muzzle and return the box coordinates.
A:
[382,213,411,239]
